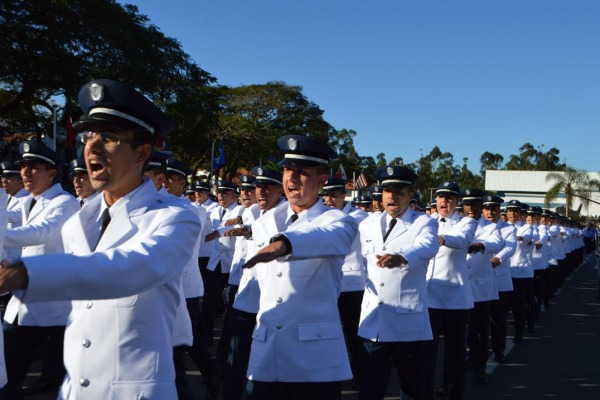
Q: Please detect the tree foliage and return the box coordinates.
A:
[208,82,334,179]
[0,0,218,153]
[505,143,565,171]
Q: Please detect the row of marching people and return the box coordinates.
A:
[203,158,587,400]
[0,78,589,400]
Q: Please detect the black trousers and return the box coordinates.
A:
[425,308,470,400]
[173,296,218,400]
[1,322,65,399]
[221,308,257,400]
[217,284,240,370]
[532,269,545,317]
[246,380,343,400]
[490,291,511,355]
[510,277,534,339]
[337,290,364,382]
[358,338,429,400]
[202,262,230,345]
[467,300,491,375]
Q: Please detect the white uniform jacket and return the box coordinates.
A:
[4,183,79,326]
[247,200,357,382]
[4,187,28,260]
[182,200,205,298]
[15,180,201,400]
[198,199,219,258]
[552,224,566,261]
[234,199,286,314]
[466,218,502,302]
[426,213,477,310]
[492,220,517,292]
[229,204,261,286]
[169,195,204,347]
[508,222,534,278]
[207,203,245,273]
[358,208,439,342]
[341,202,369,292]
[532,223,549,270]
[547,224,561,265]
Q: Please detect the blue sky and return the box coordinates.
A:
[121,0,599,174]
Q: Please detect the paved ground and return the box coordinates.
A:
[23,252,600,399]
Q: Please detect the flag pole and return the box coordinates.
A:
[353,171,356,199]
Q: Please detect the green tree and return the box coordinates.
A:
[479,151,504,175]
[376,153,387,168]
[211,82,333,179]
[0,0,217,155]
[458,157,484,189]
[505,143,565,171]
[329,128,362,176]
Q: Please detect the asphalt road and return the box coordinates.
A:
[23,252,600,399]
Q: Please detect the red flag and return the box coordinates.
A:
[65,116,75,149]
[356,170,368,189]
[335,164,347,180]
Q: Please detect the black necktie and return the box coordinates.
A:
[220,208,226,221]
[80,199,85,207]
[29,198,37,213]
[7,196,11,206]
[440,217,446,222]
[383,218,397,242]
[290,214,298,224]
[94,208,111,250]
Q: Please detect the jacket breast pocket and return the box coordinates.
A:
[298,323,343,369]
[362,241,376,256]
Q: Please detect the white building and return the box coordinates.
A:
[484,170,600,218]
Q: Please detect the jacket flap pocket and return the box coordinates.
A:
[298,323,340,341]
[396,301,425,314]
[252,324,267,341]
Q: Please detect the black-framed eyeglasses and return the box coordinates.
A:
[80,131,140,148]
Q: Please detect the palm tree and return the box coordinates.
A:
[545,168,600,218]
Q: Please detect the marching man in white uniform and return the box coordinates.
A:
[70,158,98,207]
[461,188,502,384]
[321,176,368,388]
[484,195,517,363]
[357,165,439,400]
[2,142,80,398]
[0,161,27,262]
[0,79,201,399]
[220,166,285,400]
[424,182,477,399]
[242,135,358,400]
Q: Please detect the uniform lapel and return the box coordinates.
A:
[385,209,410,243]
[372,212,386,249]
[95,181,154,251]
[26,184,60,223]
[71,197,101,253]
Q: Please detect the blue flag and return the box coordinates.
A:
[212,141,226,169]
